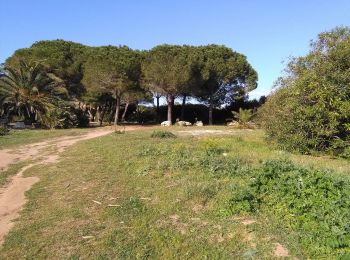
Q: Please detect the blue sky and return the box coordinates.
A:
[1,0,350,99]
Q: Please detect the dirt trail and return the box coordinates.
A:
[0,164,39,243]
[0,126,140,245]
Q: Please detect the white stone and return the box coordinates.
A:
[227,121,239,126]
[176,121,192,126]
[161,121,171,126]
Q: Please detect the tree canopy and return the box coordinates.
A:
[143,44,257,124]
[6,40,88,98]
[1,40,258,127]
[142,44,197,123]
[194,45,258,124]
[83,46,142,125]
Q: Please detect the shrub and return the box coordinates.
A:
[259,27,350,156]
[228,186,257,213]
[41,105,90,129]
[0,126,9,136]
[150,131,176,139]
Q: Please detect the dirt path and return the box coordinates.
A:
[0,164,39,244]
[0,126,140,245]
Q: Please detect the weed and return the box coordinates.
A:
[151,130,176,138]
[199,154,246,177]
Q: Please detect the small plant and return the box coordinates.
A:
[228,186,257,213]
[341,146,350,159]
[0,126,9,136]
[200,138,225,156]
[150,131,176,139]
[232,108,254,125]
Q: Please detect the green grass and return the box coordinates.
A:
[0,161,28,187]
[0,128,91,149]
[1,127,350,259]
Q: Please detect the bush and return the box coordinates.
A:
[230,159,350,257]
[150,131,176,139]
[0,126,9,136]
[259,27,350,156]
[41,105,90,129]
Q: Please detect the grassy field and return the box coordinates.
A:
[1,127,350,259]
[0,128,91,149]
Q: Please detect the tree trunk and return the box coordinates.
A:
[99,103,107,126]
[156,96,160,123]
[167,94,174,124]
[95,106,101,123]
[121,102,129,122]
[180,95,187,121]
[208,97,213,125]
[87,105,93,122]
[114,96,121,126]
[109,103,114,125]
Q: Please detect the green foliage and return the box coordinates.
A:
[0,126,9,136]
[260,27,350,156]
[230,159,350,256]
[150,130,176,139]
[41,105,89,129]
[228,186,257,213]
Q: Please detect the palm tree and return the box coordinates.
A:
[232,108,254,125]
[0,61,59,123]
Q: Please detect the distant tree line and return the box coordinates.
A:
[0,40,259,128]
